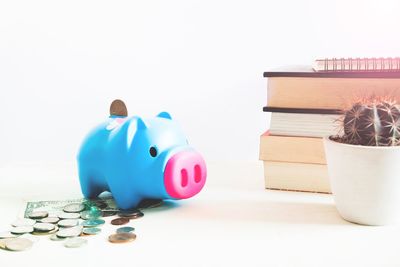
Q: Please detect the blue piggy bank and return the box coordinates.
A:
[77,100,207,210]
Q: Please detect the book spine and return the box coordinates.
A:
[267,77,400,109]
[262,161,330,193]
[263,106,342,114]
[259,134,326,164]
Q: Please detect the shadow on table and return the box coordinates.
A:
[259,201,347,225]
[140,200,181,214]
[179,200,350,225]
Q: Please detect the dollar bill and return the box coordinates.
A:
[24,196,118,218]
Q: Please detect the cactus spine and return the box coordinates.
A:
[340,99,400,146]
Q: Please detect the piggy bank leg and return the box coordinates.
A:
[107,181,141,210]
[112,194,142,210]
[78,168,105,199]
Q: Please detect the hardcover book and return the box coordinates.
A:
[264,66,400,109]
[259,132,326,165]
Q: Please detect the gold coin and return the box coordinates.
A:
[110,218,129,226]
[108,233,136,244]
[32,226,59,236]
[117,209,144,219]
[110,99,128,116]
[0,238,14,250]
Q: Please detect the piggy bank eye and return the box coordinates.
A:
[149,147,158,157]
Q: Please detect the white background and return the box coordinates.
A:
[1,0,400,163]
[2,2,400,265]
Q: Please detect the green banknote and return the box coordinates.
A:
[24,197,118,218]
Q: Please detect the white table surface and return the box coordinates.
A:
[0,161,399,267]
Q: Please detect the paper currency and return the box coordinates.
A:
[0,197,162,251]
[24,196,118,218]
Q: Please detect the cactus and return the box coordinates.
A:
[338,98,400,146]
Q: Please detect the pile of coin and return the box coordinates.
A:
[0,198,163,251]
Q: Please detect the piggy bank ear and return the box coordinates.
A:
[136,117,148,130]
[157,112,172,120]
[127,117,148,148]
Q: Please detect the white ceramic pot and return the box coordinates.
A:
[324,137,400,225]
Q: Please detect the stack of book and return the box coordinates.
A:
[260,58,400,193]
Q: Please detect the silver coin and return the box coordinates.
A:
[29,211,48,219]
[39,217,60,224]
[5,238,33,251]
[81,219,105,228]
[50,234,65,241]
[116,226,135,233]
[58,219,79,228]
[11,226,34,234]
[48,211,61,218]
[0,231,17,239]
[33,223,55,232]
[58,212,80,219]
[82,227,101,235]
[80,210,102,220]
[64,237,87,248]
[11,218,36,227]
[57,226,82,238]
[19,234,39,243]
[63,203,86,213]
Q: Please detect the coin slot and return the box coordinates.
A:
[181,169,188,187]
[194,164,202,183]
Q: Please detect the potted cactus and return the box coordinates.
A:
[324,97,400,225]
